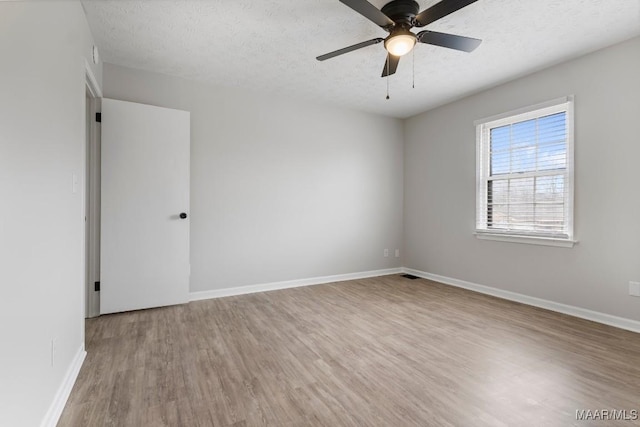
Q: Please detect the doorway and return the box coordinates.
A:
[85,61,102,318]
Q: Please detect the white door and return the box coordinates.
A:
[100,98,190,314]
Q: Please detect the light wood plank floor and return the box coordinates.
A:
[59,275,640,426]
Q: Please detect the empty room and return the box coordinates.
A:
[2,0,640,426]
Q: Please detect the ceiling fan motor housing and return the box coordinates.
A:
[381,0,420,28]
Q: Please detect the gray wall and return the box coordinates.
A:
[104,64,404,292]
[404,36,640,321]
[0,2,102,426]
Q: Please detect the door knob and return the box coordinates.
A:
[179,212,188,219]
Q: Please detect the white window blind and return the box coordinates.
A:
[475,97,574,244]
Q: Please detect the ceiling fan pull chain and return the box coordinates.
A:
[386,53,390,100]
[412,48,416,88]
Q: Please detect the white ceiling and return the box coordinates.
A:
[82,0,640,118]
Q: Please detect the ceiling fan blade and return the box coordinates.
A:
[381,54,400,77]
[417,30,481,52]
[414,0,478,27]
[316,38,384,61]
[339,0,395,29]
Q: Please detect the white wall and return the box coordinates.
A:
[0,2,101,426]
[103,64,404,292]
[404,36,640,321]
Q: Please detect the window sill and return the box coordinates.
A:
[474,232,577,248]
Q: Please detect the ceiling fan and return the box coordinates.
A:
[316,0,482,77]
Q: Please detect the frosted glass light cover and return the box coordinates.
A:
[385,34,416,56]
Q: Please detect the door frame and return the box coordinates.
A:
[84,59,102,318]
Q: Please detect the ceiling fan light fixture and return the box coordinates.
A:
[384,30,416,56]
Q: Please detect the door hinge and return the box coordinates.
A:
[94,281,100,292]
[95,112,102,123]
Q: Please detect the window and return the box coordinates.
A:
[475,97,575,247]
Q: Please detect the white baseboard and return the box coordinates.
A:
[40,344,86,427]
[189,267,403,302]
[192,265,640,333]
[402,267,640,334]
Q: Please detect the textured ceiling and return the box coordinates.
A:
[82,0,640,118]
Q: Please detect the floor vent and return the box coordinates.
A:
[401,274,420,280]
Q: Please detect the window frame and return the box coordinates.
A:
[474,96,576,247]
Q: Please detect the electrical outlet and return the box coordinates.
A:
[383,249,389,257]
[395,249,400,258]
[629,281,640,297]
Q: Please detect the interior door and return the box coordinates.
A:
[100,98,190,314]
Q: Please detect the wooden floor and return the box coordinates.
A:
[59,275,640,426]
